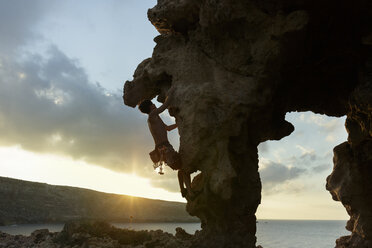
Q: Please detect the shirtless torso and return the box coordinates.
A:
[138,88,192,198]
[148,113,168,147]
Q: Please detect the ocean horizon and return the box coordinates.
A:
[0,219,349,248]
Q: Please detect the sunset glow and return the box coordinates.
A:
[0,146,184,202]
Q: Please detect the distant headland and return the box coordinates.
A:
[0,177,198,225]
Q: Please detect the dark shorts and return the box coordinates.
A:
[155,142,182,170]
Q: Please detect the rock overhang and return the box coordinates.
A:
[123,0,372,247]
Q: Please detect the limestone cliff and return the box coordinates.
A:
[124,0,372,247]
[326,58,372,247]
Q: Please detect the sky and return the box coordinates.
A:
[0,0,349,220]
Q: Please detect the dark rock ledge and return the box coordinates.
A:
[0,221,265,248]
[0,221,196,248]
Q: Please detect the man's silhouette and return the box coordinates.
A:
[138,89,192,198]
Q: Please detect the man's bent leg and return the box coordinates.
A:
[183,171,191,192]
[182,170,194,198]
[178,170,187,197]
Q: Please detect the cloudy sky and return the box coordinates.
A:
[0,0,349,220]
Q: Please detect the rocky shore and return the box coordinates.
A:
[0,221,195,248]
[0,221,266,248]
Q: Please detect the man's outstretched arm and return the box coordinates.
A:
[149,87,175,116]
[166,123,178,131]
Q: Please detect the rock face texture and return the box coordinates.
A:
[326,56,372,247]
[124,0,372,247]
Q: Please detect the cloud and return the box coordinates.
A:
[259,160,306,194]
[0,1,184,193]
[257,112,346,197]
[311,163,331,173]
[296,144,313,155]
[296,112,345,133]
[150,172,182,193]
[0,0,55,55]
[325,134,335,142]
[0,46,157,174]
[258,144,333,194]
[263,181,305,195]
[258,142,269,153]
[260,161,305,184]
[294,145,317,163]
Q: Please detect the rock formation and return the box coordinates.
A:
[0,221,194,248]
[123,0,372,247]
[326,57,372,247]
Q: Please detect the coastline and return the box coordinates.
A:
[0,221,196,248]
[0,220,349,248]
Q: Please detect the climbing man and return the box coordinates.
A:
[138,88,192,198]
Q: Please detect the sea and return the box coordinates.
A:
[0,220,349,248]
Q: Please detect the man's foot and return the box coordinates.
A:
[181,188,187,198]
